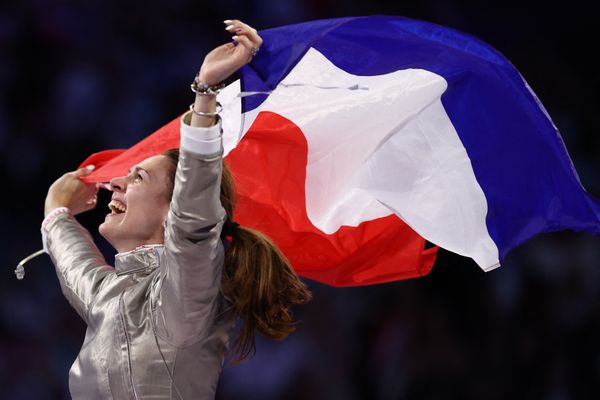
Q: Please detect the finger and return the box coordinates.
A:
[82,184,100,203]
[85,194,98,206]
[225,20,262,47]
[78,201,97,214]
[236,22,262,47]
[232,34,255,57]
[231,28,263,50]
[223,19,242,29]
[224,20,238,32]
[72,164,96,177]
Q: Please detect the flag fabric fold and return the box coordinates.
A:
[80,16,600,286]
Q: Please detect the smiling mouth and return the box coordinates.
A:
[108,200,127,215]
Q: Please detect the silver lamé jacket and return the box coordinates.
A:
[43,127,235,399]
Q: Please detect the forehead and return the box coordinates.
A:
[133,155,171,172]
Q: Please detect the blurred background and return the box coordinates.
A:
[1,0,599,399]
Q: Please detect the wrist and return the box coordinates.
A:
[190,94,219,128]
[45,193,71,216]
[42,207,70,231]
[191,72,225,96]
[45,201,64,217]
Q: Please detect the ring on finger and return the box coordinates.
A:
[251,47,260,57]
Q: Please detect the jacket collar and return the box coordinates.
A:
[114,245,164,276]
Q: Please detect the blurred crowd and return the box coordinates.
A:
[1,1,599,399]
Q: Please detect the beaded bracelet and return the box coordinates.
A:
[190,73,225,96]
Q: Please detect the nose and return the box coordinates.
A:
[109,175,127,192]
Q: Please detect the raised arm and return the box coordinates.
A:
[154,20,262,347]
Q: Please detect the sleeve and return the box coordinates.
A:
[154,112,227,347]
[43,211,114,323]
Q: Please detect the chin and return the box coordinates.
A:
[98,222,108,238]
[98,219,118,248]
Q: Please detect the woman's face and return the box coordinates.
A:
[99,155,173,253]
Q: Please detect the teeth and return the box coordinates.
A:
[108,200,127,214]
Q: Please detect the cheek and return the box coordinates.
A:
[127,190,170,222]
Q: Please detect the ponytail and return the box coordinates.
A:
[162,148,312,361]
[222,225,311,360]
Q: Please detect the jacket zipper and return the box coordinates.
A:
[119,292,140,400]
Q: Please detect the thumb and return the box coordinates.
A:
[73,164,96,177]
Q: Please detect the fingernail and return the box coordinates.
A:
[225,25,235,31]
[232,35,239,40]
[86,165,95,171]
[224,20,232,23]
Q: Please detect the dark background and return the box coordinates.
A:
[1,1,599,399]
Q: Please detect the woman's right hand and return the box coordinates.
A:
[45,166,98,217]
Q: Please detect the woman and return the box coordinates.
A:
[42,20,311,399]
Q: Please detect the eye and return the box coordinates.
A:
[133,173,143,183]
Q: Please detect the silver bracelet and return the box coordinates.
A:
[189,101,223,117]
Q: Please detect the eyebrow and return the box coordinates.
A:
[128,166,151,179]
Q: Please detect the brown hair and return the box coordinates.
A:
[162,148,312,361]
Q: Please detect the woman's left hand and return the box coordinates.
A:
[198,20,263,86]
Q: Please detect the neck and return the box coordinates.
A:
[109,235,165,254]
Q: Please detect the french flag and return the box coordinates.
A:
[81,16,600,286]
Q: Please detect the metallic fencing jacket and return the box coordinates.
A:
[44,147,235,399]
